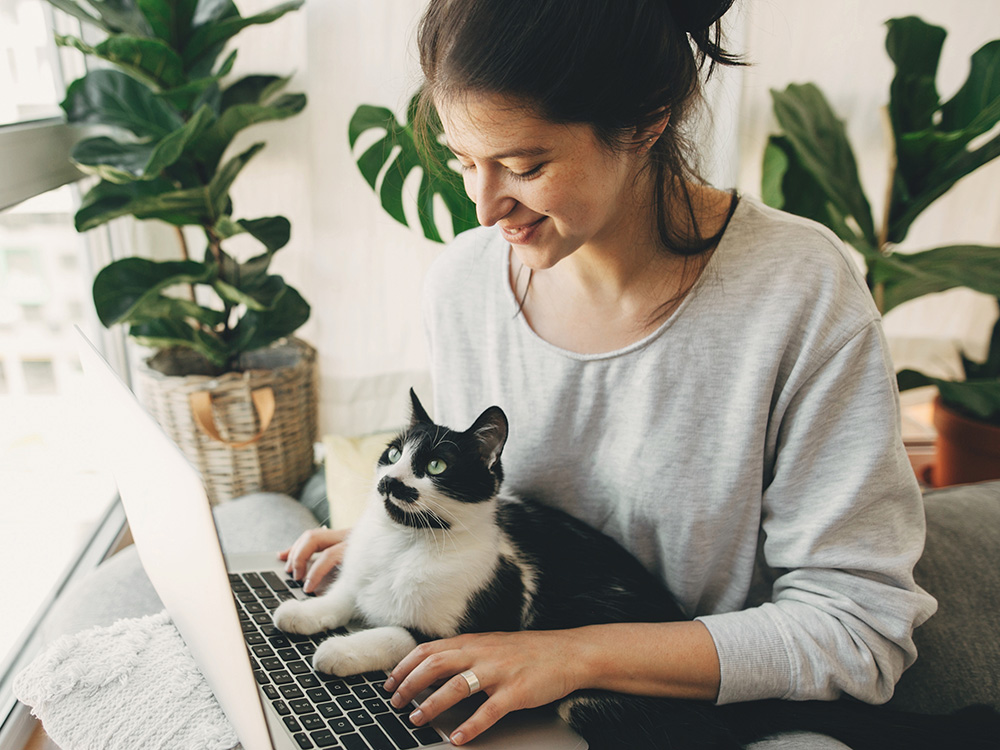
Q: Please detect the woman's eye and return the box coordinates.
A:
[387,447,402,463]
[427,459,447,475]
[511,164,544,181]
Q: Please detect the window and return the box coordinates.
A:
[0,3,126,745]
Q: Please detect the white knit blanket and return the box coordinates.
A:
[13,611,240,750]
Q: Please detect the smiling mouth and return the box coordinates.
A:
[500,216,545,244]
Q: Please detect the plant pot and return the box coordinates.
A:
[926,395,1000,487]
[135,337,318,504]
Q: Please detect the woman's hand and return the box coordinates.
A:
[383,630,587,746]
[277,526,350,593]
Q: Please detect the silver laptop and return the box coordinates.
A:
[75,327,586,750]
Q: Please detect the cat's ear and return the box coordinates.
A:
[467,406,508,470]
[408,388,433,426]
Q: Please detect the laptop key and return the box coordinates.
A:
[272,700,291,716]
[309,729,338,748]
[301,714,326,732]
[289,699,314,715]
[339,734,368,750]
[359,724,395,750]
[337,695,362,711]
[283,716,302,732]
[280,685,305,700]
[298,674,321,689]
[352,684,376,700]
[293,733,314,749]
[374,713,419,749]
[328,718,353,734]
[317,702,344,719]
[308,687,333,704]
[347,709,374,726]
[364,698,389,714]
[272,670,294,685]
[413,726,445,746]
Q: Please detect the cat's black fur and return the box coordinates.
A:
[279,390,1000,749]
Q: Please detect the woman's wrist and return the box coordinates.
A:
[571,621,721,701]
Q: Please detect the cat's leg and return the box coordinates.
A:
[313,626,418,676]
[273,582,357,635]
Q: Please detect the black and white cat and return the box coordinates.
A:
[274,390,998,750]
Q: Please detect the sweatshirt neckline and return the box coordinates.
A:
[499,197,745,362]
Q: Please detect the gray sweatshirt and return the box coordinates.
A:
[421,196,937,706]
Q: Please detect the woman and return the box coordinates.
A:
[283,0,937,746]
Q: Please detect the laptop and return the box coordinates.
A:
[75,327,587,750]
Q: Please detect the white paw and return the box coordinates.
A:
[313,635,378,676]
[273,599,326,635]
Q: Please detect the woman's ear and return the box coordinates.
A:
[635,112,670,150]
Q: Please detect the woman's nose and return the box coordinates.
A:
[468,170,516,227]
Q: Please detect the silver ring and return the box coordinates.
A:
[458,669,481,695]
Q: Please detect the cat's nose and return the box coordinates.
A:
[378,476,419,503]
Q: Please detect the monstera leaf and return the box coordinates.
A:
[349,93,477,243]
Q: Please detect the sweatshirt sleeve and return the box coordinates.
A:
[696,320,938,705]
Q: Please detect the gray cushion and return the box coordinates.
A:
[888,480,1000,713]
[41,492,318,643]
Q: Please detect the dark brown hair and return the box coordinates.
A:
[416,0,744,255]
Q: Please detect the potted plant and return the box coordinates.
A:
[47,0,316,502]
[762,15,1000,485]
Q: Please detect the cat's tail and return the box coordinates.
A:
[558,691,1000,750]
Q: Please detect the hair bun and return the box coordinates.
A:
[668,0,736,33]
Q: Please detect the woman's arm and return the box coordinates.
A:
[384,621,720,746]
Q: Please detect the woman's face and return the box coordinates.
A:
[437,91,650,271]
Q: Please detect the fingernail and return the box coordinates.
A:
[450,731,465,746]
[303,578,312,592]
[390,693,403,708]
[409,709,424,725]
[384,676,396,691]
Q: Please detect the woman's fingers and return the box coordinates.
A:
[302,544,346,593]
[278,527,349,582]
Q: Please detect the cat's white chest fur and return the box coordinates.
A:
[342,499,501,637]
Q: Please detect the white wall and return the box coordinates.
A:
[225,0,1000,435]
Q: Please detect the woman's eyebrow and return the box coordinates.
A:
[448,144,551,161]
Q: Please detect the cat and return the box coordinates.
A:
[273,389,999,750]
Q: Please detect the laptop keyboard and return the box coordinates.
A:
[231,571,446,749]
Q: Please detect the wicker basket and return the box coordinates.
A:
[135,337,318,504]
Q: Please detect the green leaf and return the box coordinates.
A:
[208,142,265,218]
[213,274,286,311]
[190,93,305,172]
[230,283,310,354]
[182,0,304,71]
[76,178,196,230]
[136,0,198,49]
[128,318,229,366]
[45,0,111,32]
[886,17,945,136]
[70,104,214,183]
[54,0,153,36]
[238,216,290,253]
[92,256,214,326]
[56,33,187,90]
[349,96,477,242]
[220,74,289,109]
[61,68,183,138]
[873,245,1000,313]
[126,293,227,328]
[769,84,877,246]
[941,40,1000,136]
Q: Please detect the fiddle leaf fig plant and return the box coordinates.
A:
[349,92,478,243]
[763,16,1000,425]
[47,0,309,373]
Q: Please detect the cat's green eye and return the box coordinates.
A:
[427,459,447,475]
[387,446,402,463]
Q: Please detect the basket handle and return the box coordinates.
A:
[189,387,276,448]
